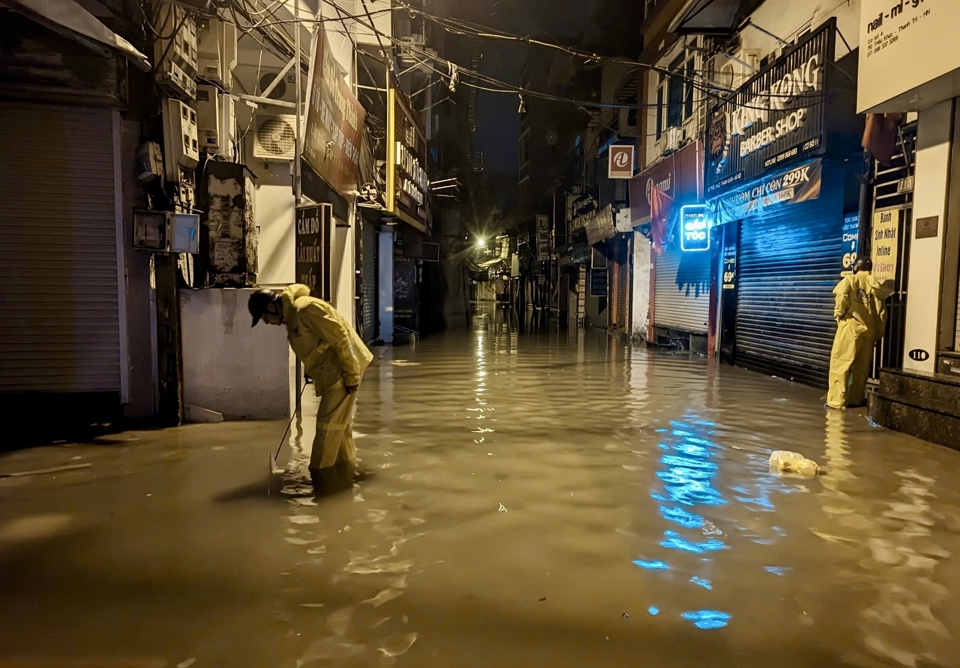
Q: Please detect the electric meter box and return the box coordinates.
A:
[134,210,200,254]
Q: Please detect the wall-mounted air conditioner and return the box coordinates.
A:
[253,113,298,161]
[710,50,759,93]
[664,126,684,154]
[234,66,300,103]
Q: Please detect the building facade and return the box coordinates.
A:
[856,0,960,446]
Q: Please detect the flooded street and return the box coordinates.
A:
[3,313,960,668]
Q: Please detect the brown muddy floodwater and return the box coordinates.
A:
[2,310,960,668]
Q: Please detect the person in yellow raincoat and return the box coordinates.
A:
[826,258,894,409]
[249,285,374,475]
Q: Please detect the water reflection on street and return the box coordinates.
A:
[1,306,960,667]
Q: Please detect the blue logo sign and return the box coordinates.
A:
[680,205,711,252]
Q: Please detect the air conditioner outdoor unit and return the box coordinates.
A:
[664,126,683,153]
[253,113,298,161]
[235,66,299,103]
[710,50,759,92]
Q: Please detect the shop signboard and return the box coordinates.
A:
[387,79,430,232]
[590,268,607,296]
[858,0,959,112]
[715,159,822,225]
[303,29,365,199]
[629,140,702,223]
[570,205,617,246]
[608,144,635,179]
[295,204,332,300]
[705,22,833,197]
[679,205,711,252]
[871,208,902,284]
[841,213,859,273]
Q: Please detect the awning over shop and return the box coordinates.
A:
[668,0,745,36]
[4,0,151,71]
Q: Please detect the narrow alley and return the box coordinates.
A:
[2,316,959,668]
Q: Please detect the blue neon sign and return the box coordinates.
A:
[680,205,711,252]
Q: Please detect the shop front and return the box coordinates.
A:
[707,20,860,386]
[857,0,960,446]
[629,139,708,349]
[570,204,617,329]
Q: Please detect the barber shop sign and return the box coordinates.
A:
[705,20,834,196]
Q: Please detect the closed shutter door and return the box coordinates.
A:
[617,240,630,332]
[654,245,710,333]
[361,219,378,342]
[736,166,845,387]
[0,103,119,394]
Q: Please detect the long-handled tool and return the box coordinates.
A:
[270,346,386,479]
[270,383,308,476]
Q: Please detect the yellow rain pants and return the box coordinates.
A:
[826,318,873,409]
[280,284,373,470]
[826,272,893,409]
[310,379,359,470]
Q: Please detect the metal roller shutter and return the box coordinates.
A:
[0,103,120,394]
[361,219,378,343]
[654,246,710,333]
[736,168,845,387]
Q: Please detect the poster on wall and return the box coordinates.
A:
[295,204,332,300]
[841,213,859,274]
[871,208,902,284]
[393,237,418,333]
[715,159,822,224]
[590,268,607,296]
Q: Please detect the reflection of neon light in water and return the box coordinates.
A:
[682,610,731,629]
[632,418,732,629]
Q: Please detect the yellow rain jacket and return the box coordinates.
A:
[826,271,894,408]
[280,284,373,390]
[833,271,895,339]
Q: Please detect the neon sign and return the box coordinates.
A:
[680,205,711,252]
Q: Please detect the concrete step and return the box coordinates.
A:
[869,368,960,450]
[940,351,960,380]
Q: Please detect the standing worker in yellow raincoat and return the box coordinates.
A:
[826,258,894,409]
[249,285,374,475]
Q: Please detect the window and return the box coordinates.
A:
[656,46,700,138]
[644,0,660,21]
[519,129,531,167]
[667,55,684,129]
[656,85,664,140]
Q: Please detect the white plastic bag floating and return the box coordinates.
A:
[769,451,820,478]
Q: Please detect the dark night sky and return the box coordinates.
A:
[445,0,597,176]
